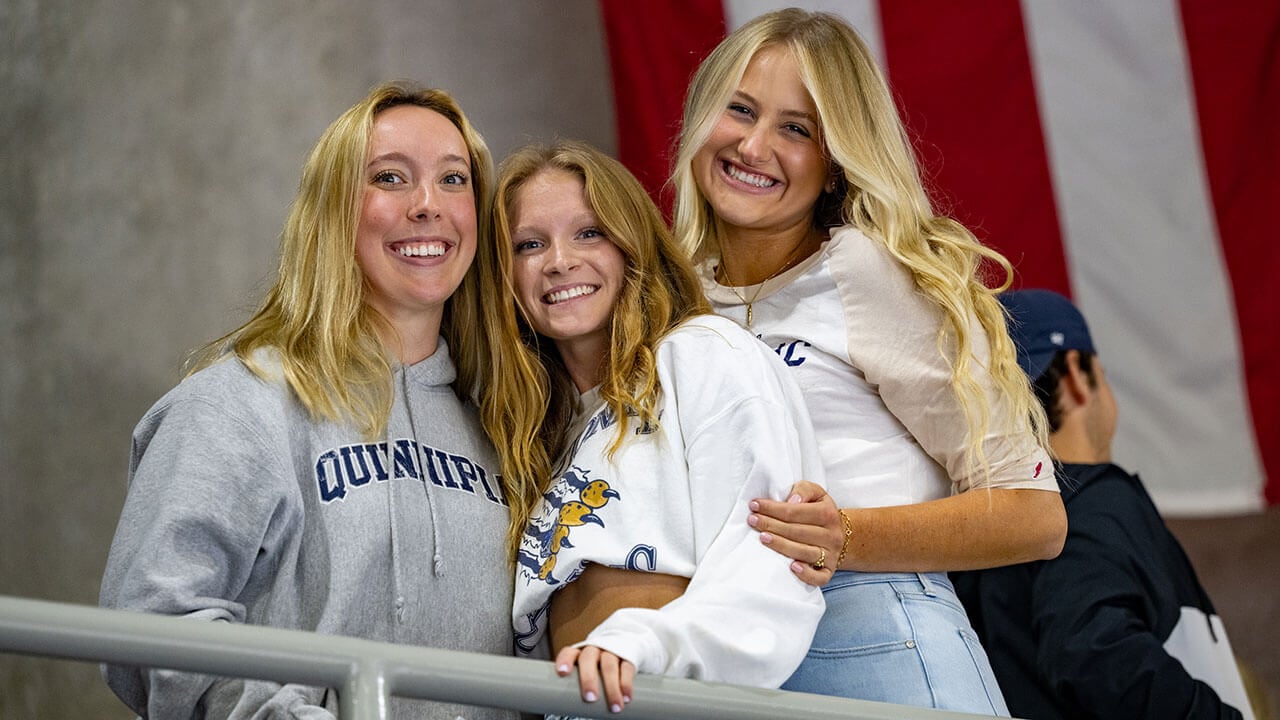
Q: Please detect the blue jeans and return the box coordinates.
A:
[783,571,1009,716]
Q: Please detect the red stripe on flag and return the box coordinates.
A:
[878,1,1069,294]
[1179,0,1280,503]
[600,0,726,210]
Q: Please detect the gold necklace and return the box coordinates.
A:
[719,238,814,328]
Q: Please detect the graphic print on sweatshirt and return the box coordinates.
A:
[517,464,621,587]
[315,438,506,506]
[512,400,668,654]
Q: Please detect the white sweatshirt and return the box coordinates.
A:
[700,225,1056,508]
[511,314,826,688]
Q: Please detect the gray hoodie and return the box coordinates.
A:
[100,341,517,719]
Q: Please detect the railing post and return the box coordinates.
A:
[341,659,390,720]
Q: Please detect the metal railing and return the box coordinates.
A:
[0,595,998,719]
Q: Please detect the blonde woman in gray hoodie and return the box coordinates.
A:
[100,81,517,720]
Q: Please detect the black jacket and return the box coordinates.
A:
[953,463,1249,719]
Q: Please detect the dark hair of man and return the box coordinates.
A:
[1033,350,1098,432]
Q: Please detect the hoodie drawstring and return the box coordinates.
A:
[402,365,444,577]
[385,364,447,626]
[385,369,407,624]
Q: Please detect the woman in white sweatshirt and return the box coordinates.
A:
[471,140,825,716]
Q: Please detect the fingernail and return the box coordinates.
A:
[791,561,805,574]
[623,695,632,704]
[749,500,759,511]
[788,494,802,503]
[747,514,759,528]
[585,691,598,702]
[556,664,570,674]
[759,532,774,545]
[611,703,622,713]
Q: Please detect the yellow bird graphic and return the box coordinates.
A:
[529,471,621,584]
[580,479,621,509]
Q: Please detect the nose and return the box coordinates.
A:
[545,238,579,274]
[738,123,772,165]
[408,183,438,220]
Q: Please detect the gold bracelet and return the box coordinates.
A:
[836,510,853,568]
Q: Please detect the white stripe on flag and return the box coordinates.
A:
[1022,0,1264,512]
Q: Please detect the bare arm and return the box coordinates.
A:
[749,481,1066,586]
[758,232,1065,584]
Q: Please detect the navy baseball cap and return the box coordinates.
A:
[999,289,1095,382]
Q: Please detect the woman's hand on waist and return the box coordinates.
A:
[749,480,845,586]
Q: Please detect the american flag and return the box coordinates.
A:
[600,0,1279,514]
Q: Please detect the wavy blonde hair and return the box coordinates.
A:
[671,9,1048,479]
[474,141,710,556]
[188,80,494,440]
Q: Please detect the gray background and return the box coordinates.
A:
[1,2,1275,717]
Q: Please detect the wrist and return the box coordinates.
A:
[835,509,853,569]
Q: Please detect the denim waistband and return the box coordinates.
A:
[822,570,952,596]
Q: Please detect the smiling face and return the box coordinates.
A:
[692,44,829,240]
[355,104,477,354]
[508,168,626,386]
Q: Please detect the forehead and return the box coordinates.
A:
[368,105,468,162]
[513,168,589,215]
[738,45,817,113]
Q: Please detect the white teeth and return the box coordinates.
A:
[724,163,775,188]
[545,285,597,304]
[396,242,447,257]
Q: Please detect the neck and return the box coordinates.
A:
[555,338,607,394]
[379,318,442,366]
[717,219,822,286]
[1048,428,1110,465]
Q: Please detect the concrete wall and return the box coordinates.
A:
[2,2,1275,718]
[0,2,613,716]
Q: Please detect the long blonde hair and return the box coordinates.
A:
[671,9,1048,478]
[188,80,494,439]
[474,141,710,556]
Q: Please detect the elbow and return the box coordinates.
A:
[1033,494,1068,560]
[997,488,1067,562]
[1037,522,1067,561]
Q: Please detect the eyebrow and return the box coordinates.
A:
[733,90,818,125]
[366,151,470,167]
[510,212,600,239]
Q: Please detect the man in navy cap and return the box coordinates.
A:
[952,289,1256,720]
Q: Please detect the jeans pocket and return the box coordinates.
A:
[805,638,914,659]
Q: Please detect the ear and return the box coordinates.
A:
[1059,350,1092,409]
